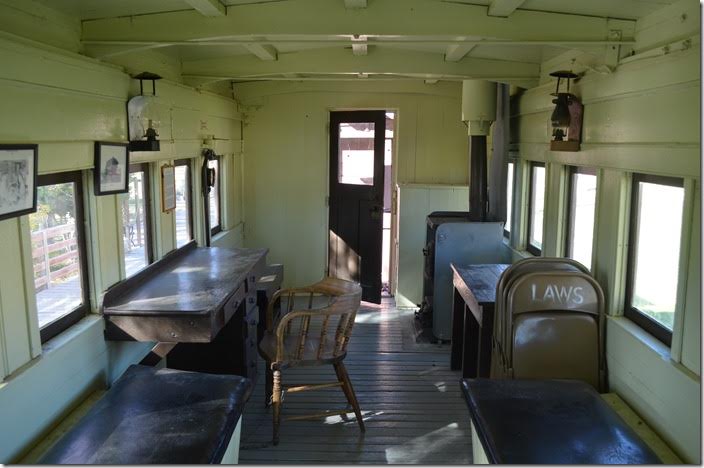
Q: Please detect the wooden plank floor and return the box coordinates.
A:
[239,298,473,464]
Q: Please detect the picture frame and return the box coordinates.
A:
[94,142,129,196]
[161,164,176,212]
[0,144,38,222]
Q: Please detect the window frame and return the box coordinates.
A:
[526,161,545,256]
[124,162,154,274]
[564,166,598,267]
[209,156,222,237]
[504,161,515,239]
[174,158,194,247]
[624,173,684,347]
[35,171,91,343]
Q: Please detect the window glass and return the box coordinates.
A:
[174,160,192,248]
[627,175,684,338]
[528,163,545,254]
[122,164,152,277]
[505,162,514,236]
[29,172,88,341]
[338,122,375,186]
[566,168,597,270]
[208,157,221,234]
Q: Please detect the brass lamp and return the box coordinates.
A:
[549,71,583,152]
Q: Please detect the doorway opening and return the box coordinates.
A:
[328,110,395,304]
[381,111,395,297]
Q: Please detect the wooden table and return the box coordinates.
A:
[102,241,268,380]
[450,263,509,378]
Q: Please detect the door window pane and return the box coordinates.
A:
[175,160,192,248]
[566,168,597,270]
[627,176,684,337]
[339,122,375,185]
[208,157,221,234]
[528,163,545,254]
[505,162,515,236]
[29,172,88,341]
[122,164,152,277]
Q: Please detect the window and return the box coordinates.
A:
[122,163,153,277]
[338,121,376,186]
[208,156,221,236]
[174,159,193,248]
[527,162,545,256]
[565,167,597,270]
[504,161,515,238]
[625,174,684,346]
[29,171,90,343]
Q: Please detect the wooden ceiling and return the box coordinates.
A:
[34,0,683,88]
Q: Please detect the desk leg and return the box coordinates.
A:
[450,287,464,370]
[462,305,480,378]
[477,304,495,378]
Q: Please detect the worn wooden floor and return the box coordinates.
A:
[239,298,472,464]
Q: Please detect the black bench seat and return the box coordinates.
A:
[461,378,662,464]
[38,365,253,464]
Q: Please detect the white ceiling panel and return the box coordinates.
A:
[445,0,678,20]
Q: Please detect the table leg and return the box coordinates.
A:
[462,304,480,378]
[450,287,465,370]
[477,304,495,378]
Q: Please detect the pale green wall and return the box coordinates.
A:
[507,2,701,461]
[0,24,244,462]
[395,184,469,308]
[234,81,469,289]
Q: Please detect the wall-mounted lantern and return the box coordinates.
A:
[128,72,162,152]
[549,71,583,152]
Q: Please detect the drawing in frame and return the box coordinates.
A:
[161,164,176,213]
[94,142,129,196]
[0,144,38,222]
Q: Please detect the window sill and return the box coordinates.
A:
[607,315,700,381]
[608,315,670,359]
[2,315,103,385]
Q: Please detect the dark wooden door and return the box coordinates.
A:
[328,110,386,304]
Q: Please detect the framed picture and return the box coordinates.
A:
[161,164,176,212]
[94,142,129,195]
[0,144,38,222]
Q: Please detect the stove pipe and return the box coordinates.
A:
[461,80,497,222]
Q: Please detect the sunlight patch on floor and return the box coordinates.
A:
[384,423,464,464]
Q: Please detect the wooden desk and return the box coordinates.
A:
[450,263,509,378]
[103,242,268,380]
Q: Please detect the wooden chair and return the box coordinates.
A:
[258,277,365,445]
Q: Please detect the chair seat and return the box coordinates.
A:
[259,331,345,366]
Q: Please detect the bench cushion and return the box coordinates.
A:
[461,378,662,464]
[38,365,252,464]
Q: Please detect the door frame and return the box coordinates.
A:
[324,107,399,299]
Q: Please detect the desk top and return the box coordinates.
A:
[39,365,252,464]
[451,263,509,305]
[103,244,268,316]
[461,378,662,464]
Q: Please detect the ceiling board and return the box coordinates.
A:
[34,0,193,20]
[445,0,678,21]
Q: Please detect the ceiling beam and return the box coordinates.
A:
[344,0,367,8]
[244,43,278,60]
[444,37,477,62]
[487,0,525,17]
[81,0,635,44]
[181,47,540,81]
[184,0,226,17]
[352,35,367,56]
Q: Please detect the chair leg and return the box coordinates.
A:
[334,362,365,432]
[265,362,273,408]
[272,369,282,445]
